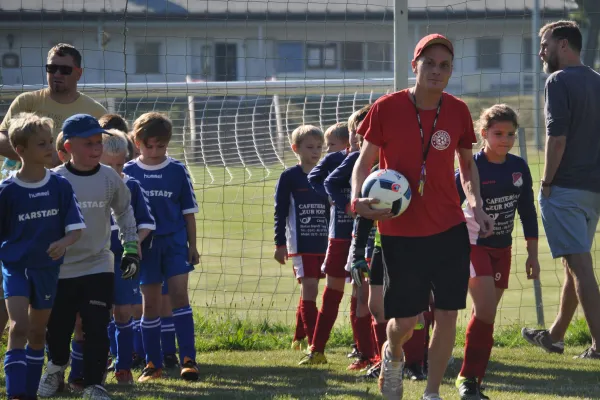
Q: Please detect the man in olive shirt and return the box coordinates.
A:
[0,43,107,165]
[0,43,106,334]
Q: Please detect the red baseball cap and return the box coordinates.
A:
[413,34,454,60]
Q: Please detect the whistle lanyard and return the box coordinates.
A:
[411,92,442,196]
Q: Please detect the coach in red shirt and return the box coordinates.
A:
[351,34,494,400]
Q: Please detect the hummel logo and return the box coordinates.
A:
[144,174,162,179]
[44,295,51,300]
[29,190,50,198]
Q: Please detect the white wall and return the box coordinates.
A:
[0,19,545,94]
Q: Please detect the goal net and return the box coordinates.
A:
[0,0,589,328]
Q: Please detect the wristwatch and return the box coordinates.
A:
[541,180,552,187]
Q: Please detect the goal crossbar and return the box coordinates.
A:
[0,78,398,99]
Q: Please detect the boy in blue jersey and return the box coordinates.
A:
[274,125,329,352]
[322,105,380,370]
[123,112,200,383]
[102,130,155,385]
[302,118,369,368]
[291,122,346,351]
[455,104,539,399]
[0,113,85,400]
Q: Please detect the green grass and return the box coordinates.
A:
[22,347,600,399]
[1,315,598,399]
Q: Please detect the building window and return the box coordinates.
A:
[522,37,533,70]
[367,42,392,71]
[476,38,501,69]
[306,43,337,69]
[135,42,161,74]
[342,42,363,71]
[276,41,304,73]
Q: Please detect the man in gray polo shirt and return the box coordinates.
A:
[522,20,600,359]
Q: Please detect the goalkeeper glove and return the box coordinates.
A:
[120,241,140,280]
[350,259,370,288]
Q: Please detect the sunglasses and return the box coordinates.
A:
[45,64,79,75]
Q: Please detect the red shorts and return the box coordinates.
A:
[469,245,512,289]
[291,255,325,281]
[323,239,351,278]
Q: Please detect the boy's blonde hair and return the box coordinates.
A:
[8,112,54,149]
[103,129,130,158]
[56,131,67,153]
[291,125,323,147]
[133,112,173,145]
[324,122,349,142]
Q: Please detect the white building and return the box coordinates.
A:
[0,0,578,95]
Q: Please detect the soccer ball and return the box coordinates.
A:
[361,169,411,217]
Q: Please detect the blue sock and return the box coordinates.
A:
[141,316,163,368]
[173,305,196,364]
[5,348,27,397]
[116,318,134,371]
[68,340,84,382]
[25,346,45,397]
[108,318,117,357]
[161,316,177,356]
[133,318,146,358]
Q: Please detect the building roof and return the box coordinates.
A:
[0,0,577,22]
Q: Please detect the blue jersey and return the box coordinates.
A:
[309,149,354,240]
[123,157,198,236]
[456,151,538,248]
[307,150,348,199]
[325,151,359,239]
[274,165,328,255]
[0,170,86,269]
[110,175,156,255]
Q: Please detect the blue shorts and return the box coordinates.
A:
[2,266,60,310]
[140,229,194,285]
[539,186,600,258]
[113,252,143,306]
[162,280,169,295]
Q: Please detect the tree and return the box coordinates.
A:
[574,0,600,68]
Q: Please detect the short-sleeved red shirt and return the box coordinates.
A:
[359,89,477,237]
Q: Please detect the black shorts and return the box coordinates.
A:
[369,246,384,286]
[381,223,470,319]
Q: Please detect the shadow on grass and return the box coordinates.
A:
[103,364,381,399]
[448,355,600,398]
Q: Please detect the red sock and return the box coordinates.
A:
[311,287,344,353]
[293,297,306,341]
[372,320,388,356]
[350,296,358,345]
[403,327,426,365]
[355,314,376,359]
[300,300,318,346]
[459,316,494,380]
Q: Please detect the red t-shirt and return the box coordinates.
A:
[359,89,476,237]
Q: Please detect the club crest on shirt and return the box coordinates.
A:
[512,172,523,187]
[431,130,451,151]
